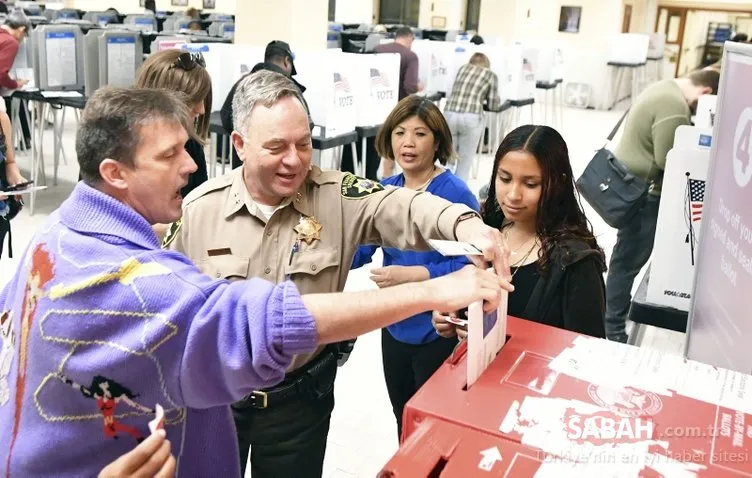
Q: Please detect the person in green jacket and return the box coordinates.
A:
[605,69,720,343]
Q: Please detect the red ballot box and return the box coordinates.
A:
[379,417,553,477]
[386,317,752,477]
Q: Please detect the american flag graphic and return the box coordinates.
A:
[685,175,706,266]
[688,178,705,222]
[334,72,351,94]
[370,68,389,89]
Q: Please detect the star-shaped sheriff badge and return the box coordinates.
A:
[294,216,322,245]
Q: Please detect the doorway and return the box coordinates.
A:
[656,5,752,78]
[656,7,686,78]
[622,4,633,33]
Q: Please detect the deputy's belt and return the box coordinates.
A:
[240,347,338,410]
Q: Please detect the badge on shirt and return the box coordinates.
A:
[341,173,384,199]
[294,216,322,245]
[161,219,182,249]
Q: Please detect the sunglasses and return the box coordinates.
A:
[172,52,206,71]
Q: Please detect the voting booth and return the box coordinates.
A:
[149,35,192,54]
[695,94,718,129]
[84,30,143,97]
[82,11,117,26]
[504,43,536,101]
[207,14,234,22]
[208,22,234,39]
[124,15,157,33]
[296,49,359,137]
[382,317,752,477]
[345,52,399,127]
[412,39,455,95]
[524,45,564,84]
[48,9,80,21]
[646,126,713,311]
[687,42,752,374]
[608,33,650,64]
[32,25,85,91]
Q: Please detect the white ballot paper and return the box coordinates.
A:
[428,239,483,256]
[467,289,508,387]
[148,403,165,434]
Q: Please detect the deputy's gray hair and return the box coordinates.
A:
[231,70,308,135]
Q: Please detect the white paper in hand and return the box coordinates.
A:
[466,290,508,388]
[428,239,483,256]
[1,185,47,195]
[148,404,165,434]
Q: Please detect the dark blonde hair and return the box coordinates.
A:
[469,52,490,68]
[135,50,212,142]
[375,96,455,165]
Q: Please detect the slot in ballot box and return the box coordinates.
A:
[395,317,752,477]
[32,25,85,91]
[84,30,143,97]
[380,417,557,477]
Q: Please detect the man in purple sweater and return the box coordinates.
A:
[0,87,506,477]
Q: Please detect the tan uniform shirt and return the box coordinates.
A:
[163,166,474,373]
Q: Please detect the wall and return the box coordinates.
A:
[335,0,374,24]
[419,0,466,30]
[519,0,623,107]
[61,0,236,14]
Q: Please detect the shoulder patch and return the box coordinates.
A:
[341,173,384,199]
[161,219,182,249]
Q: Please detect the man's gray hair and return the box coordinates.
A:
[5,11,30,30]
[231,70,308,135]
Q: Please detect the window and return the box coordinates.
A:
[466,0,481,32]
[379,0,419,26]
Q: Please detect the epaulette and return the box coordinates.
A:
[307,166,343,186]
[183,173,233,208]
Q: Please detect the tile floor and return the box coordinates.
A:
[0,103,686,477]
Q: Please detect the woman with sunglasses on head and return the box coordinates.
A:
[351,96,480,440]
[135,50,211,199]
[433,125,607,340]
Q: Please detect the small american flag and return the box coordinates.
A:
[334,72,350,94]
[688,178,705,222]
[370,68,389,89]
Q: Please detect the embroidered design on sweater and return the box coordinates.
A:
[0,310,15,406]
[49,257,172,299]
[6,244,56,477]
[31,256,185,441]
[60,374,153,442]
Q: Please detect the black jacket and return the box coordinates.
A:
[220,62,311,169]
[520,238,607,338]
[181,138,208,199]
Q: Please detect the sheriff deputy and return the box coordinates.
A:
[163,70,510,478]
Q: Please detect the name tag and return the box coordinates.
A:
[207,247,232,257]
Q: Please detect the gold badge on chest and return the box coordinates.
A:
[294,216,322,245]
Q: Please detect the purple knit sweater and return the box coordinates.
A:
[0,182,318,477]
